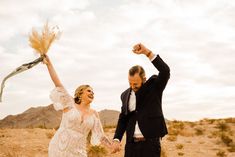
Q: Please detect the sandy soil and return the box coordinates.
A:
[0,119,234,157]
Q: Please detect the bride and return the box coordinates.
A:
[43,55,112,157]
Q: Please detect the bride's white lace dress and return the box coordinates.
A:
[48,87,110,157]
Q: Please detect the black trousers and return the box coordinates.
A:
[124,138,161,157]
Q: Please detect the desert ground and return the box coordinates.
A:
[0,118,234,157]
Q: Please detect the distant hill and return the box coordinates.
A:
[0,104,120,129]
[99,109,120,126]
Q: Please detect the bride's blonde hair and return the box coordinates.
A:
[74,85,90,104]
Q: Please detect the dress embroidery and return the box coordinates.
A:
[48,87,110,157]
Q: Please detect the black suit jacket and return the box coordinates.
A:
[114,55,170,143]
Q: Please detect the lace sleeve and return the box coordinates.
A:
[49,87,74,111]
[90,112,112,146]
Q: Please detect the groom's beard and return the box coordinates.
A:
[133,83,144,92]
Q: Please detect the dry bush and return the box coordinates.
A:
[216,150,227,157]
[176,144,184,150]
[103,125,116,132]
[199,141,205,144]
[224,118,235,123]
[189,122,196,128]
[228,143,235,152]
[166,135,177,142]
[46,131,55,139]
[211,131,220,138]
[178,152,184,156]
[205,118,217,124]
[207,135,213,138]
[88,145,108,157]
[194,127,205,136]
[220,133,233,147]
[216,121,230,132]
[168,120,185,136]
[36,124,47,129]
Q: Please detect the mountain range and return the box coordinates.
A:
[0,104,120,129]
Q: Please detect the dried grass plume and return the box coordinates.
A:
[29,23,60,55]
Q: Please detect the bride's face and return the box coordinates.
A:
[81,87,94,104]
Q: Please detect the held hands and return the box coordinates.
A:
[111,140,121,154]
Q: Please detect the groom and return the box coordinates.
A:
[112,43,170,157]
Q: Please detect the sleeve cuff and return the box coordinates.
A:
[150,54,157,62]
[113,138,120,142]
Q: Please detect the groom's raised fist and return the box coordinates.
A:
[132,43,150,55]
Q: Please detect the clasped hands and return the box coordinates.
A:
[110,140,122,154]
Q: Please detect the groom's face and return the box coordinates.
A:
[128,73,144,92]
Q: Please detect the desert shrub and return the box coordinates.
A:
[207,135,213,138]
[178,152,184,156]
[36,123,47,129]
[224,118,235,123]
[176,144,184,150]
[103,125,116,132]
[216,150,227,157]
[211,131,220,138]
[46,131,55,139]
[168,121,185,136]
[189,122,196,128]
[216,121,230,132]
[194,127,205,135]
[207,118,216,124]
[228,143,235,152]
[220,134,233,146]
[199,141,205,144]
[166,135,177,142]
[88,145,107,157]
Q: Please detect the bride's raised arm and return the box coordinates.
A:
[43,55,63,87]
[43,55,74,112]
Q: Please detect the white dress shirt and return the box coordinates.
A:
[129,90,144,138]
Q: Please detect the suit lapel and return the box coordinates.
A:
[124,88,131,115]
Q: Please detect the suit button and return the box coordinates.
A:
[135,111,138,113]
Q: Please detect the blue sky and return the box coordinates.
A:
[0,0,235,121]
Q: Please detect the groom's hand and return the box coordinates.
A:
[132,43,151,55]
[132,43,155,60]
[111,140,121,154]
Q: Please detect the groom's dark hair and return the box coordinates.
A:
[129,65,145,81]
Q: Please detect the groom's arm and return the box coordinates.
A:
[132,43,170,90]
[113,94,128,141]
[151,54,170,90]
[114,112,127,141]
[111,94,128,153]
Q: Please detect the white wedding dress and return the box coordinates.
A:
[48,87,110,157]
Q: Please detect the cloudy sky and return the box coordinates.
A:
[0,0,235,121]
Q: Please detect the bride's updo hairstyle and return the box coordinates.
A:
[74,85,90,104]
